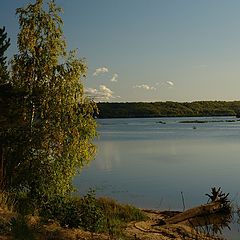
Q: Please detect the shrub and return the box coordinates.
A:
[77,190,105,232]
[40,190,104,231]
[13,191,36,215]
[40,195,68,225]
[39,191,147,236]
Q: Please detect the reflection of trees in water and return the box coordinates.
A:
[193,187,232,237]
[193,211,232,237]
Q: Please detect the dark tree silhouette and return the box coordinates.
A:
[0,26,10,84]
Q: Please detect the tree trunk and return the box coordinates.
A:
[0,144,3,190]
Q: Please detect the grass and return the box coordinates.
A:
[0,191,16,213]
[98,197,147,236]
[0,191,16,236]
[99,197,147,222]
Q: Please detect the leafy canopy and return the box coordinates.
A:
[3,0,97,199]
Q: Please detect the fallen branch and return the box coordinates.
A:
[158,187,231,226]
[164,201,225,225]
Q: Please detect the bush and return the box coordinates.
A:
[38,191,147,237]
[14,191,36,215]
[40,195,68,225]
[40,190,104,232]
[77,190,104,232]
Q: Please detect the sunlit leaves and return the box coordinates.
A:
[5,0,97,200]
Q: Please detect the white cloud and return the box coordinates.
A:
[93,67,109,76]
[99,85,113,96]
[84,88,98,95]
[110,73,118,82]
[85,85,118,101]
[166,81,174,86]
[133,84,156,90]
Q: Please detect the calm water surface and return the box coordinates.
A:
[74,117,240,239]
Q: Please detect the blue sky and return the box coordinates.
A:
[2,0,240,102]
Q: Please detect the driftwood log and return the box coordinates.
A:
[159,187,231,226]
[164,201,227,225]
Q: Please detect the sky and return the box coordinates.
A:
[1,0,240,102]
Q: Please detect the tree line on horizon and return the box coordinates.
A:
[97,101,240,118]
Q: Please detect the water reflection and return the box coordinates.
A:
[190,187,232,238]
[193,211,232,237]
[95,141,121,171]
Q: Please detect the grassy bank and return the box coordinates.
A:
[0,191,147,239]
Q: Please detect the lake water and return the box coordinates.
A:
[74,116,240,239]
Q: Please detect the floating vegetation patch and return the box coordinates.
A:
[179,119,238,124]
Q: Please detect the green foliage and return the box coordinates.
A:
[97,101,240,118]
[39,191,146,236]
[2,0,97,200]
[14,191,36,215]
[0,26,10,84]
[40,195,69,225]
[78,190,105,232]
[40,190,104,232]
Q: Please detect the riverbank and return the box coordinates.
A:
[125,209,225,240]
[0,207,225,240]
[0,190,229,240]
[0,192,146,239]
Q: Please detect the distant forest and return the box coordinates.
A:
[97,101,240,118]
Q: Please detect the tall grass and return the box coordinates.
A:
[98,197,147,236]
[0,191,15,212]
[0,191,16,236]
